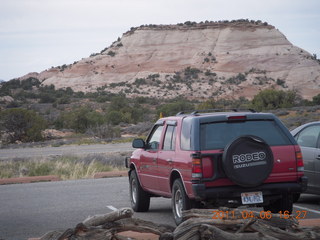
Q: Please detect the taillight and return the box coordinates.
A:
[202,157,213,178]
[192,157,202,178]
[296,151,304,172]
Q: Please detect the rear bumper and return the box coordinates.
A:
[192,176,308,201]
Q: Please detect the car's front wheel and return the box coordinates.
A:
[172,179,191,225]
[129,170,150,212]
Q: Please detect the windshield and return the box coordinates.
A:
[200,120,291,150]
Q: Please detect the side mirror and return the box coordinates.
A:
[132,138,146,148]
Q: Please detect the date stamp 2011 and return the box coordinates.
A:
[212,210,307,220]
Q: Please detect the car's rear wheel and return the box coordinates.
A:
[264,193,293,214]
[129,170,150,212]
[172,179,191,225]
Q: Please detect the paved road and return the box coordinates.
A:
[1,177,320,240]
[0,177,173,240]
[0,143,133,159]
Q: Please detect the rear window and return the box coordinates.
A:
[200,120,291,150]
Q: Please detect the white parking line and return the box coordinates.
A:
[107,205,118,211]
[294,204,320,215]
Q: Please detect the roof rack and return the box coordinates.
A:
[176,108,256,116]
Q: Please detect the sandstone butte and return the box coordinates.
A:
[19,20,320,100]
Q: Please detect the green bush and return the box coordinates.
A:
[39,93,56,103]
[157,99,194,117]
[312,93,320,105]
[226,73,246,85]
[184,67,201,79]
[106,111,123,125]
[55,107,105,133]
[1,108,47,143]
[56,97,71,104]
[133,78,147,86]
[0,77,40,96]
[106,95,147,124]
[197,97,250,110]
[251,89,302,111]
[107,51,116,57]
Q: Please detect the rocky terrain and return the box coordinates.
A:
[19,20,320,100]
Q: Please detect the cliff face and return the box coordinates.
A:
[21,20,320,100]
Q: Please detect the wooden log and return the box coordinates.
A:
[39,207,320,240]
[82,207,133,227]
[182,208,298,230]
[173,218,245,239]
[39,231,64,240]
[250,220,320,240]
[198,224,277,240]
[173,221,276,240]
[103,218,174,239]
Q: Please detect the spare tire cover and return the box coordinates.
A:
[222,135,274,187]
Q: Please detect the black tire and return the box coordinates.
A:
[172,179,191,225]
[264,193,293,214]
[129,170,150,212]
[222,135,274,187]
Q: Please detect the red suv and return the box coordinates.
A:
[125,110,307,224]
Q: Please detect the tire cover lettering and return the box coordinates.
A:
[232,152,267,169]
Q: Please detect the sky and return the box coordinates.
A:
[0,0,319,81]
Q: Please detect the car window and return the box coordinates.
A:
[163,125,176,151]
[181,117,193,150]
[200,120,291,150]
[295,125,320,148]
[147,125,163,150]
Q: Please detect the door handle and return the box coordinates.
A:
[316,155,320,160]
[153,158,157,163]
[167,158,173,163]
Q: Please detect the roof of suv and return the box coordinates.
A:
[160,110,278,123]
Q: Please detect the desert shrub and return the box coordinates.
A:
[276,78,286,88]
[226,73,247,85]
[106,95,147,124]
[21,77,41,90]
[39,93,56,103]
[184,67,201,79]
[0,78,40,96]
[55,107,105,133]
[197,97,250,110]
[157,99,194,117]
[133,78,147,87]
[56,97,71,104]
[205,70,217,77]
[312,93,320,105]
[1,108,47,143]
[197,99,217,110]
[107,111,123,125]
[107,51,116,57]
[251,89,302,111]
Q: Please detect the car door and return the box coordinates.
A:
[157,121,177,195]
[139,123,164,192]
[294,124,320,194]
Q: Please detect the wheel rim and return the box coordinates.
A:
[174,189,183,218]
[131,178,137,204]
